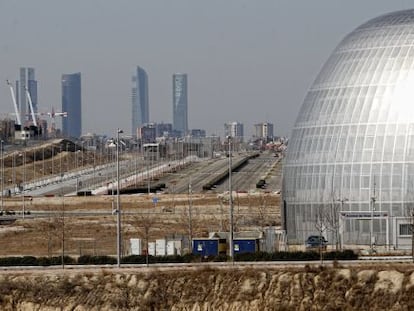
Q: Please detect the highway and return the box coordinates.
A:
[153,152,282,195]
[11,151,281,197]
[161,155,246,194]
[213,153,281,193]
[15,155,207,197]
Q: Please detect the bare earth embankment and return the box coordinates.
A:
[0,264,413,310]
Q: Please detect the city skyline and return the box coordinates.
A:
[0,2,413,137]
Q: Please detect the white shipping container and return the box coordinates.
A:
[156,239,166,256]
[130,238,142,255]
[166,240,176,256]
[148,242,156,256]
[174,240,182,255]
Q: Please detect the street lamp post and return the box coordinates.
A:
[227,136,234,261]
[116,128,123,267]
[12,152,16,189]
[81,142,84,168]
[0,140,4,213]
[370,194,376,254]
[42,147,45,178]
[33,150,36,181]
[188,177,193,248]
[61,172,65,269]
[337,198,348,250]
[22,152,25,219]
[51,146,54,176]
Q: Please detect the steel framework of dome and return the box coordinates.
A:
[283,10,414,248]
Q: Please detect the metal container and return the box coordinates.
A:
[130,238,142,255]
[166,240,176,256]
[148,242,156,256]
[155,239,167,256]
[233,239,259,254]
[192,238,223,256]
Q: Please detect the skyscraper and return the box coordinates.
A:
[254,122,274,141]
[17,67,37,125]
[61,73,82,138]
[224,122,244,142]
[173,73,188,136]
[131,66,149,136]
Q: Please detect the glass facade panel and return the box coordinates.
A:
[283,10,414,245]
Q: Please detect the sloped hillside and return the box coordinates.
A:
[0,265,413,310]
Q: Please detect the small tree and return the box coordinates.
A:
[314,205,328,264]
[133,212,155,265]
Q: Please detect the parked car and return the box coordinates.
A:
[305,235,328,250]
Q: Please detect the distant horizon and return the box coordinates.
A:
[0,1,412,138]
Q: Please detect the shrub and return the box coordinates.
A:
[19,256,38,266]
[233,250,357,262]
[37,257,52,266]
[77,255,116,265]
[121,255,146,264]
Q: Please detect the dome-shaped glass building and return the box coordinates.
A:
[283,10,414,248]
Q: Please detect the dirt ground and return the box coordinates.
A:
[0,192,281,257]
[0,140,281,257]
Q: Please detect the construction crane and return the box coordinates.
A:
[40,107,67,134]
[45,107,67,119]
[5,80,22,126]
[24,86,38,127]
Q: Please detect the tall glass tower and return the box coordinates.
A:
[18,67,37,125]
[173,73,188,136]
[131,66,149,136]
[61,73,82,138]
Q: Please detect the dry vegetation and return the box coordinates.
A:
[1,142,413,310]
[2,139,106,186]
[0,265,413,310]
[0,139,281,257]
[0,192,281,257]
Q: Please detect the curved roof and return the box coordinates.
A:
[283,10,414,243]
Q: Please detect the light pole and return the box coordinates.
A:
[51,146,54,176]
[61,172,65,269]
[21,152,25,219]
[337,198,348,250]
[227,136,234,261]
[12,152,16,189]
[370,192,376,254]
[33,150,36,181]
[116,128,123,267]
[188,177,193,248]
[42,147,45,178]
[0,140,4,213]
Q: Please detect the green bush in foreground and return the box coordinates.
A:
[77,255,117,265]
[0,250,358,266]
[234,250,358,262]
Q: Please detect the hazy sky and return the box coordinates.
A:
[0,1,413,138]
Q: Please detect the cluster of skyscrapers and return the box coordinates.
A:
[3,66,274,144]
[5,68,81,140]
[131,67,189,139]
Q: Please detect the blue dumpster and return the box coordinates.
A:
[192,238,227,256]
[233,239,259,254]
